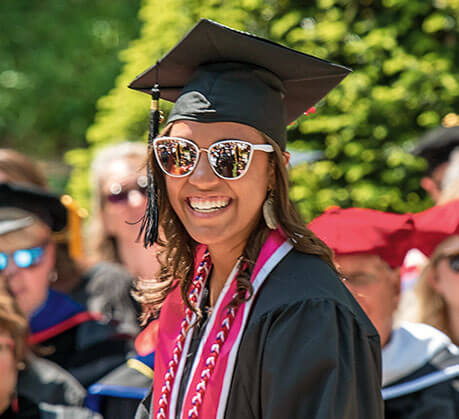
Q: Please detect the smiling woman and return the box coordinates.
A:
[132,19,383,419]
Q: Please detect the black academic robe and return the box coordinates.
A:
[0,396,101,419]
[136,250,384,418]
[17,354,87,407]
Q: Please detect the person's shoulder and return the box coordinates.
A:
[18,354,86,407]
[252,249,377,336]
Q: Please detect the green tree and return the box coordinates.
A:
[0,0,140,159]
[68,0,459,218]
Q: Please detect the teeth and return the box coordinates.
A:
[189,198,230,212]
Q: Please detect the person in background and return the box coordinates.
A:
[0,283,101,418]
[438,148,459,204]
[0,183,131,388]
[88,142,161,280]
[0,148,82,295]
[412,123,459,203]
[414,156,459,345]
[0,147,140,337]
[415,235,459,346]
[310,204,459,419]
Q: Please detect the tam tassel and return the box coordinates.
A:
[138,81,160,248]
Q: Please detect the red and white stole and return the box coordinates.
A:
[151,229,292,419]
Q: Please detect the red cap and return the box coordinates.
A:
[309,207,413,268]
[410,200,459,257]
[309,200,459,268]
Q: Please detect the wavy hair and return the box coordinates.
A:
[135,126,337,323]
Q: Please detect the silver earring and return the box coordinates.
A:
[263,190,278,230]
[48,270,58,283]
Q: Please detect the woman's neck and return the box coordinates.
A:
[207,239,247,306]
[446,305,459,346]
[117,239,160,279]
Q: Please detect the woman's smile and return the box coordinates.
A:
[187,196,232,214]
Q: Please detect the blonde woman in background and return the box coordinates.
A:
[416,151,459,345]
[88,142,161,280]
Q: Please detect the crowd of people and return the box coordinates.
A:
[1,18,458,419]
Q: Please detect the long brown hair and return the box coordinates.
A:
[135,126,337,323]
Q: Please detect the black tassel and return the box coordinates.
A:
[138,82,160,248]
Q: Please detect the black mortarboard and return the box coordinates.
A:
[412,126,459,173]
[0,183,67,233]
[129,19,351,247]
[129,19,351,149]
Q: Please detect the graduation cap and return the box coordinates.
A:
[309,207,413,268]
[0,182,67,233]
[411,126,459,174]
[129,18,351,247]
[0,183,85,259]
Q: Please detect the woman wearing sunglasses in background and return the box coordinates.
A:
[133,20,383,419]
[88,141,161,281]
[416,236,459,346]
[0,183,131,389]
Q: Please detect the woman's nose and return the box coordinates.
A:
[188,152,220,188]
[2,261,19,280]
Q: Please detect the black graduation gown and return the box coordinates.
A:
[0,396,101,419]
[136,251,384,418]
[17,354,86,407]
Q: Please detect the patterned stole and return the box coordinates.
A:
[151,229,293,419]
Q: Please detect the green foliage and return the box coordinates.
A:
[69,0,458,218]
[0,0,140,161]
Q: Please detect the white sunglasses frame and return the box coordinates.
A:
[153,136,274,180]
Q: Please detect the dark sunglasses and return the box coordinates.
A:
[0,245,46,272]
[153,137,274,180]
[106,175,148,204]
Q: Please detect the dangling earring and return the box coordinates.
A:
[263,190,278,230]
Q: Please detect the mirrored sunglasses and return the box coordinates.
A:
[106,175,148,204]
[0,245,46,272]
[153,137,274,180]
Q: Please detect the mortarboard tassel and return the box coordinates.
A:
[138,80,160,248]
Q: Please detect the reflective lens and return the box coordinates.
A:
[0,253,7,271]
[0,246,44,272]
[208,141,252,179]
[448,254,459,273]
[154,138,198,177]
